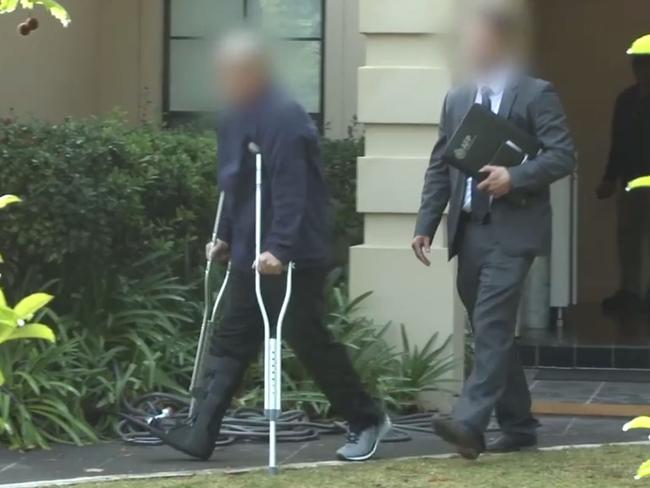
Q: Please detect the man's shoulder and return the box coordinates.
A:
[616,84,640,104]
[261,90,317,140]
[265,91,310,123]
[516,74,555,96]
[446,84,471,104]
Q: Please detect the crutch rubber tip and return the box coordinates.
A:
[269,467,279,476]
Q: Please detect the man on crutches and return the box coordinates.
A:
[148,31,390,464]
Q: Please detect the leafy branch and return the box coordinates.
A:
[0,0,70,27]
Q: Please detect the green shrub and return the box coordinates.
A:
[321,130,364,263]
[0,115,363,301]
[0,115,217,310]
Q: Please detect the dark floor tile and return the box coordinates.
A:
[593,382,650,405]
[538,346,574,367]
[576,347,613,368]
[531,380,600,403]
[613,347,650,369]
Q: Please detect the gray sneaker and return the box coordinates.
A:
[336,415,392,462]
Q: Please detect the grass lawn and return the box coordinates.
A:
[77,444,650,488]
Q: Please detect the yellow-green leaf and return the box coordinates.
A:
[623,416,650,431]
[37,0,70,27]
[0,252,3,263]
[14,293,53,320]
[0,195,21,209]
[0,289,6,308]
[0,305,17,326]
[0,0,19,14]
[636,459,650,480]
[0,368,4,386]
[626,176,650,192]
[6,323,56,343]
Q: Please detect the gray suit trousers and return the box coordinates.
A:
[453,218,538,436]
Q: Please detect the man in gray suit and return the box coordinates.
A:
[412,6,576,459]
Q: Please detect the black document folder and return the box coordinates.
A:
[443,104,541,178]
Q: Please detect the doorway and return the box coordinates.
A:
[519,0,650,368]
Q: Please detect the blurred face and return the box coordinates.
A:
[632,57,650,87]
[216,57,267,108]
[462,17,510,75]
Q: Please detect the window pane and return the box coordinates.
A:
[170,0,244,37]
[169,39,216,112]
[250,0,322,38]
[272,40,321,113]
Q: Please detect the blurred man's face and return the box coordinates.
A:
[462,18,510,74]
[216,58,267,108]
[632,57,650,86]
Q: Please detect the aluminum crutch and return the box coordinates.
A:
[188,192,232,417]
[248,142,294,475]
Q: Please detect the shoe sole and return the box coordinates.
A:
[487,446,537,454]
[337,415,393,462]
[432,420,481,461]
[487,444,538,454]
[138,419,213,461]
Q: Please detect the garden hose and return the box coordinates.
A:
[116,392,439,447]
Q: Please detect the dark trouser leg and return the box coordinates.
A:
[211,269,265,364]
[618,191,645,295]
[195,269,266,438]
[494,348,538,436]
[453,222,534,435]
[269,267,382,429]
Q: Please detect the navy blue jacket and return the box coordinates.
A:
[216,88,331,271]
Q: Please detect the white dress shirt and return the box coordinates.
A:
[462,75,508,212]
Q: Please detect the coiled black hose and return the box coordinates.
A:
[117,392,439,446]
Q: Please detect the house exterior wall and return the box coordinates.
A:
[351,0,464,409]
[0,0,358,136]
[0,0,163,123]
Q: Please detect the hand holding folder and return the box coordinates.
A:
[443,104,541,178]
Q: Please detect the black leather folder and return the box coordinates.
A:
[443,104,541,178]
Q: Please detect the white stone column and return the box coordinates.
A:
[350,0,464,409]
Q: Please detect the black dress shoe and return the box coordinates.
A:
[487,434,537,453]
[432,417,485,460]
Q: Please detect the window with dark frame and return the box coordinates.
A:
[163,0,325,128]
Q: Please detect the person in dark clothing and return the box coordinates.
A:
[597,42,650,314]
[150,31,389,462]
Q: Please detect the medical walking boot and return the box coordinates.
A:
[151,356,246,460]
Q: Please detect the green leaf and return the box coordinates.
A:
[7,324,56,343]
[0,369,4,386]
[37,0,71,27]
[0,0,20,14]
[0,194,21,209]
[0,289,6,308]
[14,293,54,320]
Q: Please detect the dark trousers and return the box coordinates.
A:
[453,219,538,436]
[617,191,650,296]
[211,266,382,429]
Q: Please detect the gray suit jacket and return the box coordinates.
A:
[414,75,576,259]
